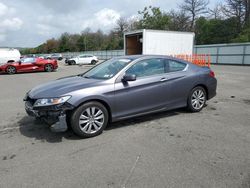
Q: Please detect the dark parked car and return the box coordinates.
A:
[0,57,58,74]
[24,55,217,138]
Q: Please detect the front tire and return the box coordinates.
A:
[70,102,109,138]
[44,64,53,72]
[6,66,16,74]
[91,60,96,65]
[187,86,207,112]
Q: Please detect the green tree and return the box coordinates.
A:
[232,27,250,42]
[137,6,171,30]
[44,38,59,53]
[58,32,71,52]
[195,17,239,44]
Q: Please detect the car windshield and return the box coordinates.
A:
[82,58,132,80]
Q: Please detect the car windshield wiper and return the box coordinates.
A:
[82,75,92,79]
[77,73,85,77]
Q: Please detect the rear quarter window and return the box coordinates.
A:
[167,60,187,72]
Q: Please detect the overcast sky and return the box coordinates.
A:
[0,0,218,48]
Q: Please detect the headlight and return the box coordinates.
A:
[34,96,71,107]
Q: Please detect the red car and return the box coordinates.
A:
[0,57,58,74]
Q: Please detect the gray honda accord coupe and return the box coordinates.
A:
[24,55,217,138]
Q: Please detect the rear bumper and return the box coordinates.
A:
[0,67,5,73]
[208,89,216,100]
[207,78,217,100]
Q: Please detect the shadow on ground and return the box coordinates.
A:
[18,108,185,143]
[107,109,186,130]
[18,116,78,143]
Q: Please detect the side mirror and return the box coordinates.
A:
[122,74,136,82]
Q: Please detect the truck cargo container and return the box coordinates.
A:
[0,48,21,65]
[124,29,195,56]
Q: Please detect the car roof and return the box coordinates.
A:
[114,55,196,68]
[114,54,186,61]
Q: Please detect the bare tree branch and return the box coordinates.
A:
[115,17,129,36]
[221,0,246,31]
[179,0,209,30]
[169,10,191,31]
[208,3,224,19]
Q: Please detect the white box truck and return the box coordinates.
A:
[124,29,195,56]
[0,48,21,65]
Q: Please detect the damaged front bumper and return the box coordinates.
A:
[24,99,74,132]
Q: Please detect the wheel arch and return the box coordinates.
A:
[7,60,15,63]
[192,84,208,100]
[71,59,77,64]
[75,99,112,122]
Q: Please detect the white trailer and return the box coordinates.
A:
[124,29,195,56]
[0,48,21,65]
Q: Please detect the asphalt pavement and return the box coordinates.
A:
[0,61,250,188]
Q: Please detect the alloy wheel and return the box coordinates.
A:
[191,89,205,110]
[6,66,16,74]
[45,64,53,72]
[79,107,105,134]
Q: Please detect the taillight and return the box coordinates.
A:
[209,70,215,77]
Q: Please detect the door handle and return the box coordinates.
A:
[160,77,168,82]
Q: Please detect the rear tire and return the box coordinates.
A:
[91,60,96,65]
[187,86,207,112]
[44,64,53,72]
[70,102,109,138]
[72,61,76,65]
[6,66,16,74]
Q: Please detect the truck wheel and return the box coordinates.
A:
[187,86,207,112]
[70,101,109,138]
[6,66,16,74]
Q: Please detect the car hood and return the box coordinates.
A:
[28,76,103,99]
